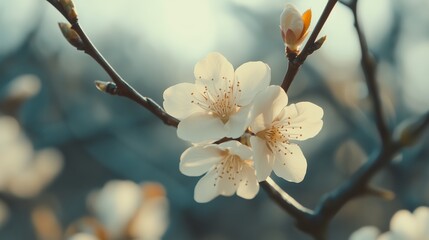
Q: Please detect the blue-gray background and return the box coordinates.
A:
[1,0,429,239]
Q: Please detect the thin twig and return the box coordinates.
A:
[346,0,390,143]
[260,178,313,220]
[281,0,339,91]
[72,23,179,127]
[46,0,179,127]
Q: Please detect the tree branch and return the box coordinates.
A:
[47,0,179,127]
[281,0,338,91]
[260,178,313,221]
[346,0,390,143]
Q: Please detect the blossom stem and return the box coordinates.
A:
[281,0,339,92]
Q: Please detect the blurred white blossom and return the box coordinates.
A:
[163,52,270,143]
[88,180,168,240]
[68,233,99,240]
[350,206,429,240]
[4,74,41,100]
[0,116,63,198]
[180,141,259,203]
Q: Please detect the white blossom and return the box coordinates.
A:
[88,180,169,240]
[180,141,259,203]
[163,52,270,143]
[249,86,323,182]
[350,206,429,240]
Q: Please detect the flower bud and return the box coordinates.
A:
[59,0,78,23]
[94,81,118,95]
[280,4,312,52]
[58,22,84,50]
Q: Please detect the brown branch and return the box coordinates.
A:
[260,178,313,222]
[46,0,179,127]
[281,0,338,92]
[345,0,390,143]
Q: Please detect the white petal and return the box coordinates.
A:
[377,232,397,240]
[225,104,252,139]
[237,164,259,199]
[349,226,380,240]
[194,52,234,83]
[234,61,271,106]
[414,207,429,235]
[218,141,253,160]
[273,143,307,183]
[250,136,274,181]
[390,209,419,238]
[163,83,203,119]
[280,4,304,37]
[194,169,219,203]
[250,86,288,133]
[180,145,223,176]
[217,173,240,197]
[279,102,323,141]
[177,113,227,142]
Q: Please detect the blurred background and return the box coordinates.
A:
[1,0,429,239]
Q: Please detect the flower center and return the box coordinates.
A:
[212,154,247,187]
[190,76,241,123]
[256,120,302,156]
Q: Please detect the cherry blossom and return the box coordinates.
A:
[180,141,259,203]
[163,52,270,143]
[350,206,429,240]
[249,86,323,182]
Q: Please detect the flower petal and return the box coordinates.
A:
[194,169,219,203]
[177,113,227,142]
[225,104,252,139]
[279,102,323,141]
[250,86,288,133]
[377,232,395,240]
[218,140,253,160]
[349,226,380,240]
[301,9,312,38]
[250,136,274,181]
[180,145,223,177]
[194,52,234,83]
[237,164,259,199]
[217,173,240,197]
[234,61,271,106]
[163,83,204,119]
[390,209,418,238]
[273,143,307,183]
[280,4,304,36]
[414,207,429,235]
[285,30,299,49]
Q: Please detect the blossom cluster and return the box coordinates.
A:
[163,52,323,202]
